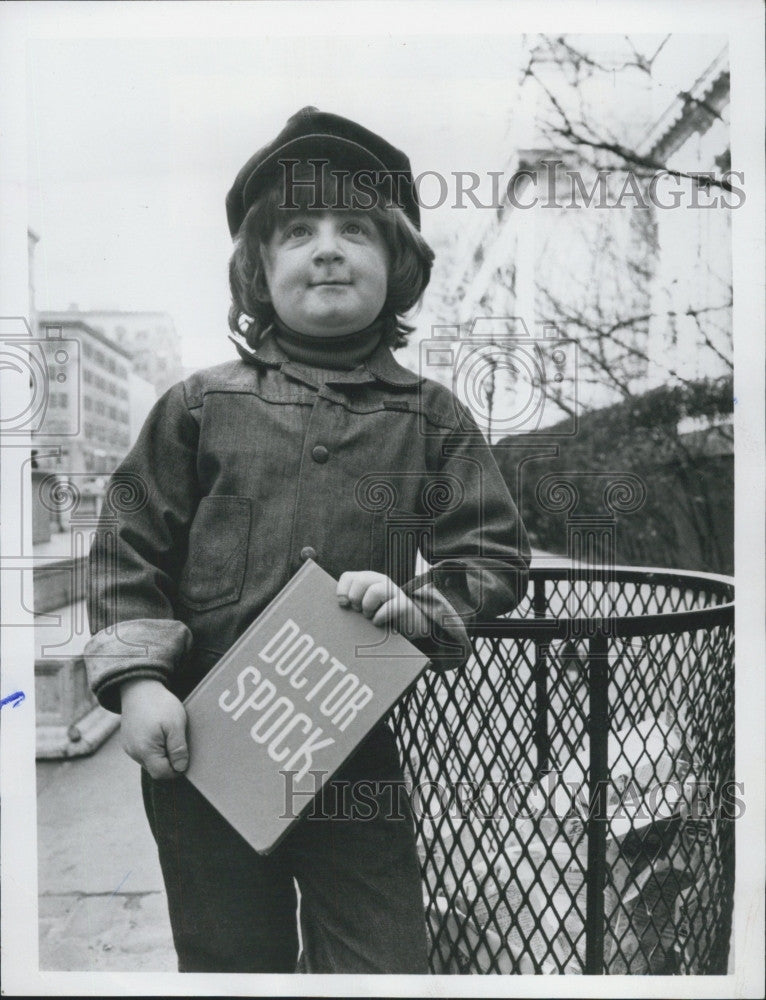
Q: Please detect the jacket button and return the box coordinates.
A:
[311,444,329,463]
[300,546,317,562]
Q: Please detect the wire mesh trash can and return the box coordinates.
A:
[388,566,734,975]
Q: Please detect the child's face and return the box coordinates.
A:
[261,210,389,337]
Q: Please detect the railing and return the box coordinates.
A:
[389,566,735,974]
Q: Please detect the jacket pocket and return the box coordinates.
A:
[178,495,251,611]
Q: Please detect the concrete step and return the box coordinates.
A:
[35,599,118,759]
[33,531,89,613]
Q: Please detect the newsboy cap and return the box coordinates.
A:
[225,106,421,237]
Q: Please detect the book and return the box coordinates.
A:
[183,559,429,854]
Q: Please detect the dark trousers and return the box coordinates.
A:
[141,723,429,974]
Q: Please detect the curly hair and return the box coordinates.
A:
[228,165,435,349]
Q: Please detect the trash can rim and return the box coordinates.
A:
[472,564,734,640]
[526,562,734,590]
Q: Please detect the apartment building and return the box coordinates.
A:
[76,310,185,396]
[33,313,154,475]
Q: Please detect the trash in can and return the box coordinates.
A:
[425,715,718,974]
[392,566,734,974]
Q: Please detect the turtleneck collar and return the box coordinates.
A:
[270,314,386,370]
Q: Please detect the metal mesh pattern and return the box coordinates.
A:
[388,567,734,975]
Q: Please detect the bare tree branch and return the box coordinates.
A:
[536,283,733,400]
[524,38,733,192]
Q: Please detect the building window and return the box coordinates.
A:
[84,396,92,411]
[83,369,92,384]
[83,342,93,359]
[95,400,104,415]
[95,350,104,367]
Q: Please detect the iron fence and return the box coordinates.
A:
[388,565,734,974]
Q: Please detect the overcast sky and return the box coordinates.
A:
[20,3,747,375]
[26,23,525,370]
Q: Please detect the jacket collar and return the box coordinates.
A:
[228,328,424,388]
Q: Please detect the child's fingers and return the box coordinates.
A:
[336,571,354,606]
[371,597,398,628]
[337,571,391,611]
[120,685,188,780]
[166,743,189,773]
[346,578,371,610]
[372,594,430,637]
[337,570,376,607]
[360,580,397,617]
[163,714,189,774]
[142,746,179,780]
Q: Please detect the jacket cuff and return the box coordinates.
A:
[84,619,193,714]
[405,580,473,673]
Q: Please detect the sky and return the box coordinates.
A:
[22,8,733,374]
[26,24,525,370]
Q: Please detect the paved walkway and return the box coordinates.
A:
[37,729,176,972]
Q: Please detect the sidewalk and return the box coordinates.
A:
[37,728,176,972]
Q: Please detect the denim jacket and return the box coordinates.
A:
[85,334,530,713]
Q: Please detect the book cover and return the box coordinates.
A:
[183,559,428,854]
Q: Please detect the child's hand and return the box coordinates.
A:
[120,678,189,780]
[337,571,431,641]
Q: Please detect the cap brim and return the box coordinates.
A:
[241,134,389,208]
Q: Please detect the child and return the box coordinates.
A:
[85,106,530,974]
